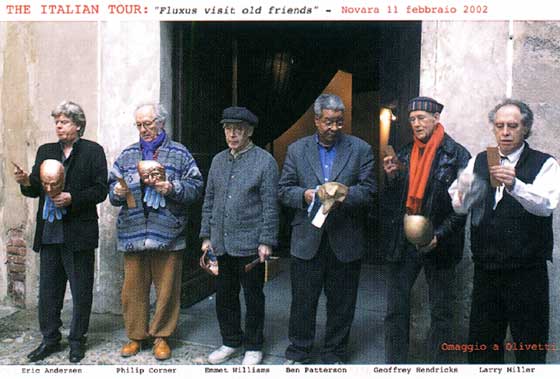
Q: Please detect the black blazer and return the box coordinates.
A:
[20,139,108,252]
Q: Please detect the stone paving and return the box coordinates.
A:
[0,262,387,366]
[0,305,284,365]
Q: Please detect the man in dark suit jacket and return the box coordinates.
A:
[279,93,376,364]
[14,101,108,363]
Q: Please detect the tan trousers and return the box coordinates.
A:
[122,250,183,340]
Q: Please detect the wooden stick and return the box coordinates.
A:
[244,256,279,273]
[11,161,24,173]
[117,177,136,208]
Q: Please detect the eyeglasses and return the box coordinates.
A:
[320,117,344,129]
[136,119,157,129]
[223,125,246,134]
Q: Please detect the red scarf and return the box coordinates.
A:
[406,123,445,214]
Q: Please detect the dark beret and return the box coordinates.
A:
[408,97,444,114]
[220,106,258,126]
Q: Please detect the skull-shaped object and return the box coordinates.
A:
[403,214,434,247]
[317,182,349,214]
[40,159,65,198]
[137,160,166,186]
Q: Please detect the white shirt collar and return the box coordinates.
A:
[499,143,524,165]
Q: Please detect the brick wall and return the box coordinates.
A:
[6,227,27,307]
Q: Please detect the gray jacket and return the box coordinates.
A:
[200,145,279,256]
[278,133,377,263]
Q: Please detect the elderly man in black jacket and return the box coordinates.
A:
[450,99,560,363]
[14,101,108,363]
[382,97,470,363]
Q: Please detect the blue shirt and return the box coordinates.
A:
[315,134,337,182]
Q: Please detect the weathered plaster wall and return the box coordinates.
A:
[419,21,560,362]
[0,22,40,306]
[160,22,174,130]
[95,21,161,313]
[0,22,99,307]
[512,21,560,363]
[0,21,162,314]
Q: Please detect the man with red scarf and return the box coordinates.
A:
[382,96,470,363]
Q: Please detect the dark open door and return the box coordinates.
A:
[170,21,422,306]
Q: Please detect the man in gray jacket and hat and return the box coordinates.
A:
[200,106,279,365]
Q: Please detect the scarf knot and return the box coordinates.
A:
[140,129,166,160]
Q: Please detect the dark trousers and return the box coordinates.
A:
[39,245,95,347]
[384,250,456,363]
[468,263,549,363]
[285,236,362,363]
[215,254,265,350]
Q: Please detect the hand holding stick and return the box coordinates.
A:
[116,177,136,208]
[383,145,402,180]
[244,256,279,273]
[12,161,30,186]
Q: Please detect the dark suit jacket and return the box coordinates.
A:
[278,133,376,262]
[20,139,108,252]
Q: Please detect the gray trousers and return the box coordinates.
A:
[384,250,456,363]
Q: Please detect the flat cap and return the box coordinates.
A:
[220,106,258,126]
[408,97,444,114]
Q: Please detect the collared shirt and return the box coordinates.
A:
[449,143,560,217]
[230,141,255,159]
[492,144,524,208]
[315,134,337,182]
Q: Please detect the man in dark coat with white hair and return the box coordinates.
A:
[450,99,560,363]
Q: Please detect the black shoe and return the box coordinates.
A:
[69,344,86,363]
[27,342,62,362]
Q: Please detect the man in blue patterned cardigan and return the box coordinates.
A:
[108,103,203,360]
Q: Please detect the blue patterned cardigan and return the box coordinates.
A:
[108,135,203,252]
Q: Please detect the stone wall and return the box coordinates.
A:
[5,228,27,306]
[95,21,161,313]
[512,21,560,363]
